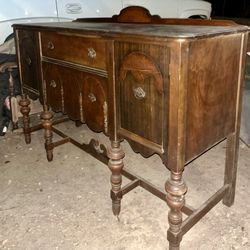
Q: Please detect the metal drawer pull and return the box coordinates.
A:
[88,93,96,102]
[133,87,146,100]
[87,47,96,59]
[47,41,55,50]
[25,57,32,66]
[49,80,57,88]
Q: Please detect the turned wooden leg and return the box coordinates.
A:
[41,107,54,161]
[19,94,31,144]
[107,140,125,216]
[75,120,82,127]
[165,171,187,250]
[223,133,239,207]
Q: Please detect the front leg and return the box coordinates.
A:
[165,171,187,250]
[41,107,54,161]
[107,140,125,216]
[19,94,31,144]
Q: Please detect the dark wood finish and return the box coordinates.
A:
[165,172,187,249]
[185,35,242,161]
[15,29,42,100]
[223,33,248,206]
[107,140,125,216]
[115,42,169,158]
[19,94,31,144]
[41,107,53,161]
[13,6,249,249]
[41,32,107,70]
[75,6,238,26]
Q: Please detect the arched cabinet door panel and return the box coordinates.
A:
[43,62,84,122]
[82,74,108,133]
[42,62,108,131]
[42,62,82,120]
[115,42,170,157]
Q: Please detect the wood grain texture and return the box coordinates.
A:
[42,62,108,133]
[185,34,242,161]
[41,32,107,70]
[14,7,248,249]
[76,6,238,27]
[115,41,169,158]
[15,29,42,100]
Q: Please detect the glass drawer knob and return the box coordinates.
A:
[133,87,146,100]
[48,41,55,50]
[88,93,96,102]
[50,80,56,88]
[87,47,96,59]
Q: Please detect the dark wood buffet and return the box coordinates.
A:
[13,7,249,250]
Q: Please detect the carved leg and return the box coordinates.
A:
[223,133,239,206]
[75,120,82,127]
[165,171,187,250]
[107,140,125,216]
[19,94,31,144]
[41,107,54,161]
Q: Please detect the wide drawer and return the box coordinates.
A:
[40,32,107,70]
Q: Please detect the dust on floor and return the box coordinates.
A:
[0,121,250,250]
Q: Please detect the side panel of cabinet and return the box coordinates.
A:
[185,34,242,161]
[115,42,169,157]
[42,62,108,133]
[15,29,42,100]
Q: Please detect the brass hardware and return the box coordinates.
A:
[47,41,55,50]
[25,57,32,66]
[87,47,96,59]
[50,80,57,88]
[94,143,104,154]
[88,93,96,102]
[133,87,146,100]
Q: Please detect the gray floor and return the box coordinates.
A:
[240,82,250,147]
[0,119,250,250]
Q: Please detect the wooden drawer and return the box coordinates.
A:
[40,32,107,70]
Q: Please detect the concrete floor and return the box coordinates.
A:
[240,81,250,146]
[0,118,250,250]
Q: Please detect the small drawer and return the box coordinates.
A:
[40,32,107,70]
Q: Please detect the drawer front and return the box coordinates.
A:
[42,62,108,133]
[41,32,107,70]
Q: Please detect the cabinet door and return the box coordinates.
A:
[16,29,42,100]
[82,74,108,133]
[115,42,169,156]
[42,62,108,132]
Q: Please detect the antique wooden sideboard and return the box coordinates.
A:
[13,7,248,250]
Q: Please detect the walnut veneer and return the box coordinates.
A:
[13,7,249,249]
